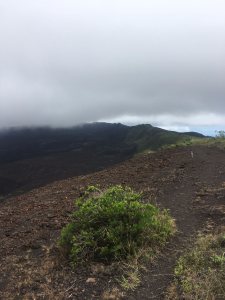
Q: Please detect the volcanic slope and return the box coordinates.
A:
[0,123,203,197]
[0,145,225,299]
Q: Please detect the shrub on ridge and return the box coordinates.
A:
[59,185,175,265]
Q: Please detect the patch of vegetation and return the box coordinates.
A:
[173,230,225,299]
[181,130,225,150]
[59,185,175,270]
[125,124,197,152]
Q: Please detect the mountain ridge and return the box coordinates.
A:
[0,122,204,163]
[0,122,204,197]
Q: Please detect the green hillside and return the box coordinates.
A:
[125,124,204,152]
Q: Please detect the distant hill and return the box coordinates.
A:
[0,123,204,196]
[126,124,203,151]
[0,123,131,163]
[0,123,204,163]
[181,131,205,138]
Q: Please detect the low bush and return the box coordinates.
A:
[59,185,175,266]
[174,230,225,299]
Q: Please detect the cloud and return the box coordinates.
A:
[0,0,225,128]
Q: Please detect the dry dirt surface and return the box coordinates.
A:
[0,146,225,299]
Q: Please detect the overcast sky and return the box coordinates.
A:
[0,0,225,133]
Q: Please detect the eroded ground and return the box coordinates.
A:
[0,146,225,299]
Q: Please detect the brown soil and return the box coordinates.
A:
[0,146,225,299]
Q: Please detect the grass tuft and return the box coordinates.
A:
[173,230,225,299]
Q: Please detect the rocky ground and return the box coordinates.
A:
[0,145,225,299]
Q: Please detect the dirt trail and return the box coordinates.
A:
[127,147,225,299]
[0,146,225,299]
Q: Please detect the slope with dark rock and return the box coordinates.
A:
[0,145,224,299]
[0,123,204,197]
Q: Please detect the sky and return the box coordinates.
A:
[0,0,225,134]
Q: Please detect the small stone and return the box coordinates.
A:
[86,277,96,284]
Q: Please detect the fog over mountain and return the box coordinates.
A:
[0,0,225,132]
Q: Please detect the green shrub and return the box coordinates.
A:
[59,185,175,265]
[174,231,225,299]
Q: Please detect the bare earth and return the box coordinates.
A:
[0,146,225,299]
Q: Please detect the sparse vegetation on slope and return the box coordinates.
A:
[125,124,198,152]
[59,185,175,266]
[178,130,225,150]
[173,230,225,299]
